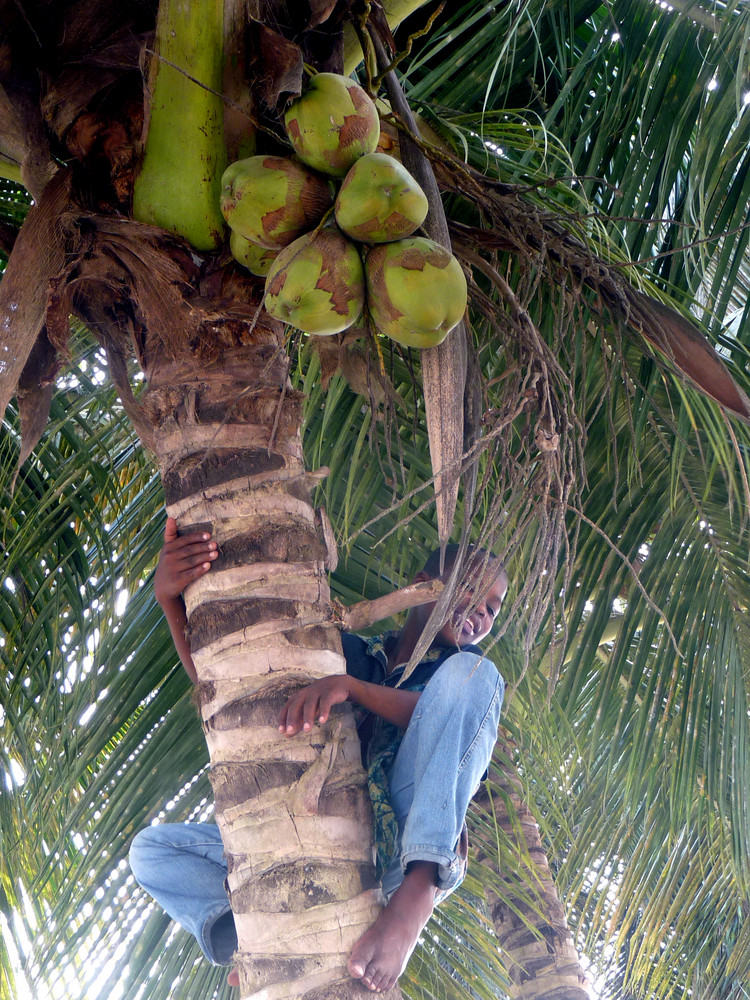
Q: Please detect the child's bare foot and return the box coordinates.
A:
[227,968,239,987]
[348,862,437,992]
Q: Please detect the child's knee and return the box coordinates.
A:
[128,823,184,878]
[439,653,504,697]
[128,826,162,878]
[438,652,504,705]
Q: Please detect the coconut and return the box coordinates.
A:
[220,155,333,248]
[365,237,467,348]
[264,227,365,336]
[335,152,428,243]
[230,230,279,277]
[284,73,380,177]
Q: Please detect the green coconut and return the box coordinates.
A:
[264,227,365,336]
[335,153,428,243]
[365,237,467,348]
[284,73,380,177]
[230,230,279,277]
[220,155,333,248]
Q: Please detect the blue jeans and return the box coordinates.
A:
[128,651,503,964]
[381,651,504,899]
[129,822,237,965]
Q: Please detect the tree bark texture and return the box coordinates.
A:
[137,310,397,999]
[473,756,591,1000]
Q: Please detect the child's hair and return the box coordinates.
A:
[422,543,504,581]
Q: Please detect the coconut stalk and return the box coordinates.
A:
[132,0,226,249]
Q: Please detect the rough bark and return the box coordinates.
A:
[473,753,591,1000]
[139,316,399,1000]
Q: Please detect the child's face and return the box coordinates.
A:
[438,568,508,647]
[416,563,508,648]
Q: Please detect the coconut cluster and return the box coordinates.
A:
[219,72,467,348]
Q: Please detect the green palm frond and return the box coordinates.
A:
[410,0,749,373]
[0,335,197,998]
[495,398,750,996]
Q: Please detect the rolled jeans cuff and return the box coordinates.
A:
[201,903,237,966]
[381,841,468,902]
[403,845,467,894]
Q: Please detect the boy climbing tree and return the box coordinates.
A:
[130,518,507,992]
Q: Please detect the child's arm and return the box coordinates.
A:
[154,516,218,684]
[154,518,417,725]
[279,675,420,736]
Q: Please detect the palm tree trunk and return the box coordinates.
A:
[472,745,591,1000]
[66,220,398,999]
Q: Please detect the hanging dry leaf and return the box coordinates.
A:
[248,23,303,111]
[15,383,54,475]
[626,288,750,422]
[0,168,72,426]
[373,30,467,555]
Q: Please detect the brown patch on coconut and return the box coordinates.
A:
[315,236,359,317]
[265,268,288,298]
[350,84,378,123]
[337,111,379,158]
[301,171,333,206]
[364,246,404,324]
[346,217,385,239]
[261,205,289,241]
[286,118,302,142]
[397,245,451,270]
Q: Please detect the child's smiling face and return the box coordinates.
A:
[414,559,508,649]
[436,568,508,648]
